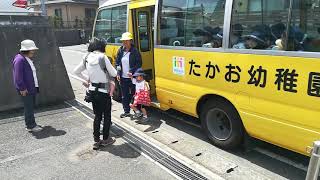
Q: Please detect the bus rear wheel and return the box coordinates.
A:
[200,99,244,149]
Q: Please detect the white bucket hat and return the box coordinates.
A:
[20,39,39,51]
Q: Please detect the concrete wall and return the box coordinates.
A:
[0,15,75,112]
[54,29,92,46]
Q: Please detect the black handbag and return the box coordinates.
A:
[84,89,94,103]
[84,83,105,103]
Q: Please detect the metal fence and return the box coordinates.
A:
[48,17,94,30]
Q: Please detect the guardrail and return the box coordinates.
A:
[306,141,320,180]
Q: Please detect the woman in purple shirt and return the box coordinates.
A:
[12,40,42,132]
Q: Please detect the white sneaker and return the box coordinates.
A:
[26,126,43,132]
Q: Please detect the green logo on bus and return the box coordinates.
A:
[173,56,185,76]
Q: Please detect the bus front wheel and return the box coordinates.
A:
[200,99,244,149]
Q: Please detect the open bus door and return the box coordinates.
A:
[131,5,156,96]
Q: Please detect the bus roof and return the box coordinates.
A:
[99,0,130,8]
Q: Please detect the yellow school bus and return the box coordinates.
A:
[93,0,320,156]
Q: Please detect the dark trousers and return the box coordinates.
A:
[21,94,37,129]
[92,91,112,142]
[120,78,135,113]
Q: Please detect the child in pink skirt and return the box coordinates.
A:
[130,68,151,122]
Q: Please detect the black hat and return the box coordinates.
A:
[271,23,286,39]
[193,26,221,37]
[244,31,267,44]
[204,26,221,35]
[133,68,146,77]
[213,29,223,40]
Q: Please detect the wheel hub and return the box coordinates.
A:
[206,108,232,141]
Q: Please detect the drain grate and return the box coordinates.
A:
[69,100,209,180]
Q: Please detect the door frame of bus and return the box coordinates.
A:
[131,5,157,96]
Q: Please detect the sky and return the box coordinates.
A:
[0,0,29,12]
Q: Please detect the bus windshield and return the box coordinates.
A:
[94,5,127,43]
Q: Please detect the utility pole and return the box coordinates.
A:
[40,0,47,16]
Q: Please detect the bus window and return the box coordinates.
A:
[288,0,320,52]
[94,9,112,42]
[230,0,289,50]
[138,11,150,51]
[185,0,225,48]
[111,6,128,43]
[159,0,187,46]
[93,5,127,43]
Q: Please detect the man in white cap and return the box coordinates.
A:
[12,39,42,132]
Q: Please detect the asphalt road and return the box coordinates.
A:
[0,44,177,180]
[59,44,311,180]
[0,104,176,180]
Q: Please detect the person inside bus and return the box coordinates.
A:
[192,27,212,47]
[116,32,142,118]
[233,30,268,49]
[300,27,320,52]
[233,24,271,50]
[230,24,244,47]
[203,30,223,48]
[270,23,286,44]
[272,26,306,51]
[192,26,222,48]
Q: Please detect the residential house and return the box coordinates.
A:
[29,0,98,28]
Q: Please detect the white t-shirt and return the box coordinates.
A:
[73,51,117,93]
[132,79,146,93]
[121,52,131,78]
[25,57,39,87]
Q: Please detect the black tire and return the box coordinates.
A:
[200,99,244,149]
[112,80,122,102]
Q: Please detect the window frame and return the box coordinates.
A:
[92,3,129,45]
[154,0,320,59]
[138,11,151,52]
[54,8,62,17]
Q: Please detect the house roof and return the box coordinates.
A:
[30,0,98,6]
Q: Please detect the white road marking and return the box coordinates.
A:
[0,147,49,164]
[254,147,308,172]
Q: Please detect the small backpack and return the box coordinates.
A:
[83,52,108,73]
[82,52,113,84]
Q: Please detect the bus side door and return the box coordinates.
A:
[132,6,156,95]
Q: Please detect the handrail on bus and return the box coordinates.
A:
[306,141,320,180]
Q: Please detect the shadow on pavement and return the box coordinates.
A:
[147,107,308,180]
[0,103,73,120]
[99,142,141,159]
[31,126,67,139]
[135,116,163,133]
